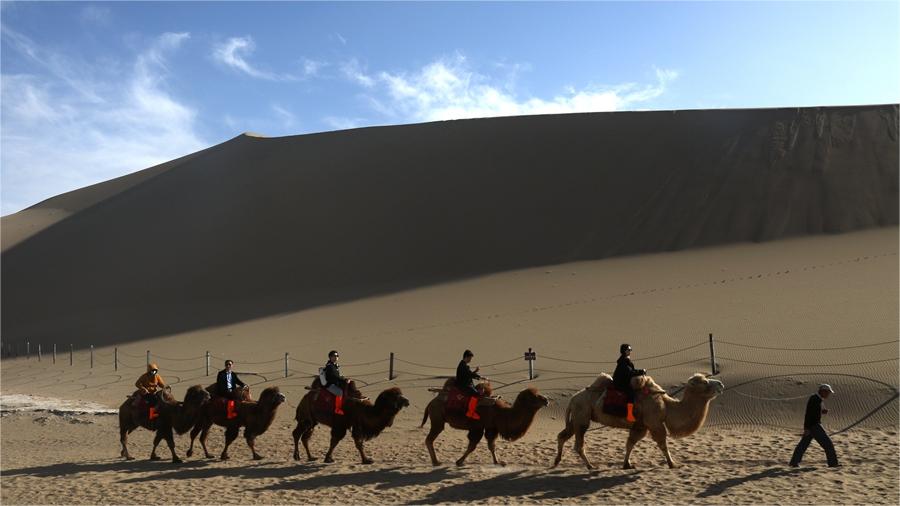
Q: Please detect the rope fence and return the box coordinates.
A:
[2,334,895,383]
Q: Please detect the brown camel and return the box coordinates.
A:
[292,382,410,464]
[553,373,724,469]
[187,386,286,460]
[118,385,210,463]
[421,379,549,466]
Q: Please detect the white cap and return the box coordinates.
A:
[818,384,834,393]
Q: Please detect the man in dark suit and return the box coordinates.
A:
[789,384,839,467]
[216,359,246,399]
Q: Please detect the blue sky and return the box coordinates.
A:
[2,1,898,215]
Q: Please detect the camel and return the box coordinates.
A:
[292,381,410,464]
[118,385,211,463]
[421,379,549,466]
[187,386,286,460]
[553,372,724,469]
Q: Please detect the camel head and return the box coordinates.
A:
[375,387,410,412]
[184,385,212,406]
[515,387,550,410]
[684,373,725,399]
[259,386,286,407]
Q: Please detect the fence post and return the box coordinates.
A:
[284,353,289,378]
[90,345,94,369]
[709,333,718,375]
[26,341,30,360]
[146,350,150,366]
[389,352,394,380]
[69,344,73,366]
[38,343,42,362]
[206,351,210,376]
[525,348,536,380]
[115,347,118,371]
[53,344,57,364]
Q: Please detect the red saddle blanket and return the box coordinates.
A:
[211,397,238,419]
[445,387,473,414]
[602,386,628,417]
[132,395,159,422]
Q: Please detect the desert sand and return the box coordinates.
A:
[2,227,898,504]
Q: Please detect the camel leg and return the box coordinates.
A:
[425,419,445,466]
[199,424,214,459]
[162,428,183,464]
[120,426,135,460]
[187,424,200,458]
[150,431,164,460]
[221,425,239,461]
[573,422,594,470]
[323,426,347,463]
[300,423,317,461]
[245,429,263,460]
[456,428,484,467]
[485,429,505,466]
[292,422,304,461]
[553,418,575,468]
[352,432,374,465]
[623,424,648,470]
[650,427,677,468]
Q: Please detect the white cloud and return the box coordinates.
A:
[271,104,297,129]
[342,54,678,123]
[340,58,375,88]
[1,31,208,215]
[302,58,326,77]
[213,36,289,81]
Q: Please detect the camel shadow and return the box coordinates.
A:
[413,469,641,503]
[696,467,815,498]
[252,466,459,492]
[1,458,215,478]
[117,461,319,483]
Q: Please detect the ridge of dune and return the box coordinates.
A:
[1,104,897,346]
[0,135,248,250]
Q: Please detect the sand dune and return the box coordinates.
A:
[2,105,897,347]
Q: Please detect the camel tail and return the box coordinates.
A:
[420,407,429,428]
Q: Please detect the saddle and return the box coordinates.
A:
[129,390,160,423]
[601,385,629,417]
[211,396,239,420]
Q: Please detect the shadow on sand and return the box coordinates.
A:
[696,467,815,498]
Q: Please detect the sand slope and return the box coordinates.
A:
[2,105,898,346]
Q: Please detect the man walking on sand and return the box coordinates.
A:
[789,384,840,467]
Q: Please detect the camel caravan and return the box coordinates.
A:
[119,346,724,468]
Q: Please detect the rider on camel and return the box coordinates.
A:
[134,363,167,419]
[612,343,646,423]
[323,350,348,415]
[456,349,482,420]
[216,359,246,419]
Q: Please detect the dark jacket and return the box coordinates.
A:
[323,361,348,389]
[613,355,645,391]
[803,394,823,429]
[216,369,245,396]
[456,360,481,390]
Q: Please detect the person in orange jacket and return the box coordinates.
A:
[135,363,167,419]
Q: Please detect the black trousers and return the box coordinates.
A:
[790,424,839,466]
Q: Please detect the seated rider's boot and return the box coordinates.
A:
[626,403,636,423]
[466,396,481,420]
[334,395,345,415]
